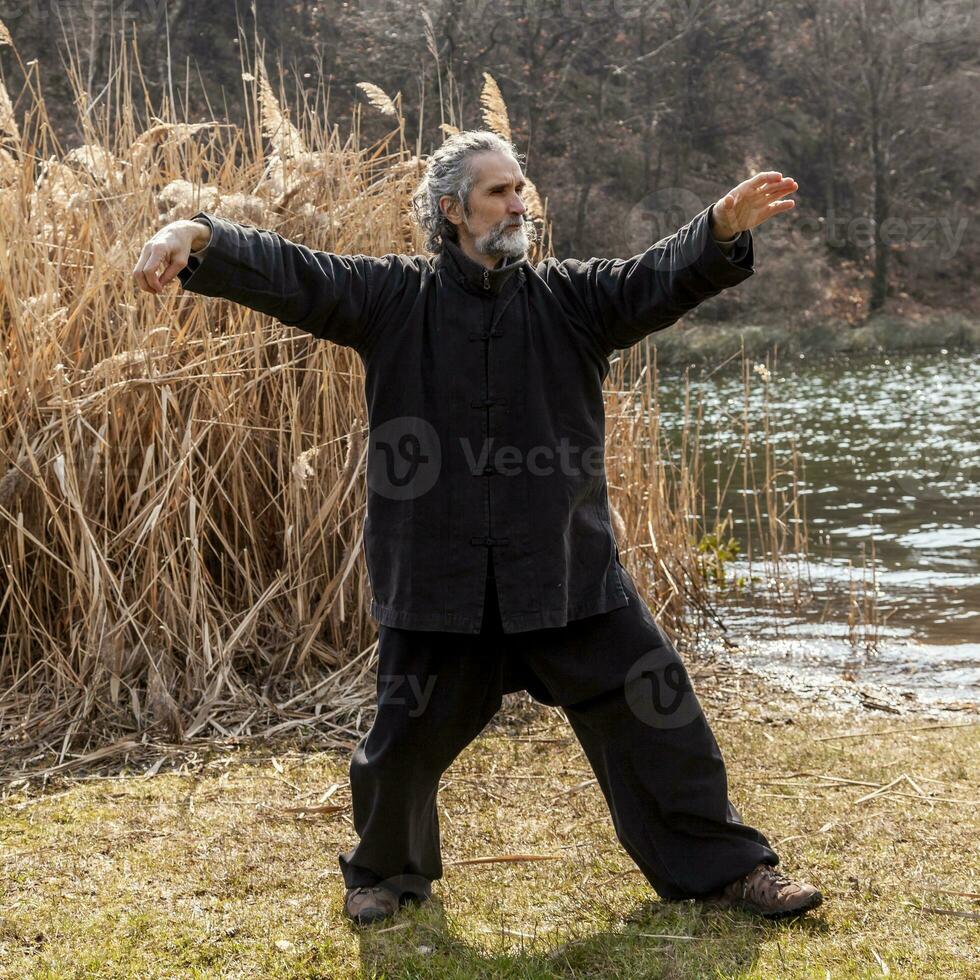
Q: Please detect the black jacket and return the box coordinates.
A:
[177,205,753,633]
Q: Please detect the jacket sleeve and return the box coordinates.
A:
[176,211,390,353]
[557,204,755,355]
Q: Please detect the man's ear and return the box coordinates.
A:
[440,194,462,228]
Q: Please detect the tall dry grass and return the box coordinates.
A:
[0,25,810,779]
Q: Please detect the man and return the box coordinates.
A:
[134,130,822,927]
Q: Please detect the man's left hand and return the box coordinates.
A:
[711,171,798,240]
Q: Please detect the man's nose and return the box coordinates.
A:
[509,194,525,215]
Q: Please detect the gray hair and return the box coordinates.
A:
[411,130,525,254]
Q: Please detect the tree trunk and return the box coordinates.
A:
[573,180,593,255]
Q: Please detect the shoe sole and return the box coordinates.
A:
[759,891,824,919]
[345,893,430,926]
[345,908,397,927]
[700,890,823,919]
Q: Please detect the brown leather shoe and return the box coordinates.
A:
[344,885,400,926]
[712,863,823,919]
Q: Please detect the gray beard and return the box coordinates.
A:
[472,219,535,260]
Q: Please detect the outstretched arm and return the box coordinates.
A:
[133,211,390,353]
[552,172,797,355]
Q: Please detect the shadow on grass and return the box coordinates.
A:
[348,891,828,979]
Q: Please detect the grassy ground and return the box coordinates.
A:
[1,675,977,979]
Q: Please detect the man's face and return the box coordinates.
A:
[442,151,533,260]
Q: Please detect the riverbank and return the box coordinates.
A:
[1,652,977,978]
[648,311,980,367]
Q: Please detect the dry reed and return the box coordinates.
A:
[0,23,814,780]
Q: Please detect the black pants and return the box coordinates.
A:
[338,555,778,903]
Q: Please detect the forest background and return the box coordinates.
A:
[2,0,978,344]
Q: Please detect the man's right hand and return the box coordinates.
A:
[133,219,211,294]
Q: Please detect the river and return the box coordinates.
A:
[653,350,979,707]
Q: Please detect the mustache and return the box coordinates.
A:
[496,218,538,245]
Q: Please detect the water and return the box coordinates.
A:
[653,350,980,707]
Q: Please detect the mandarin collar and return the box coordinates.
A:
[438,237,526,297]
